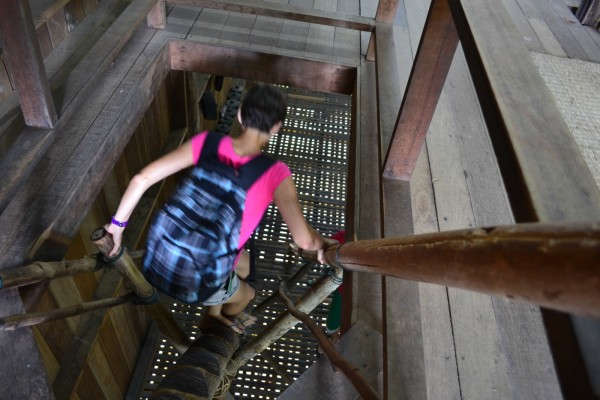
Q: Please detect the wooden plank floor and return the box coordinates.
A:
[166,0,363,66]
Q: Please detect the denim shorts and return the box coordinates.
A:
[201,271,240,306]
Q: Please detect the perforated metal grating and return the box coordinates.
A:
[136,86,351,399]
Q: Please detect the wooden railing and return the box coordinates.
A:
[1,222,598,398]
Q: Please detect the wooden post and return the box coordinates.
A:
[147,0,166,29]
[0,0,57,128]
[382,0,458,180]
[299,223,600,318]
[90,227,192,353]
[365,0,399,61]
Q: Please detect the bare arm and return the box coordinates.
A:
[273,177,337,263]
[105,140,195,256]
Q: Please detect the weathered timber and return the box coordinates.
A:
[0,293,136,331]
[298,223,600,318]
[438,5,600,390]
[0,257,101,290]
[278,282,380,400]
[375,22,401,155]
[0,0,126,216]
[382,0,458,180]
[150,321,240,400]
[353,61,383,334]
[375,15,425,398]
[171,0,375,31]
[0,5,169,399]
[147,0,166,29]
[365,0,400,61]
[577,0,600,28]
[91,228,191,354]
[382,179,424,400]
[226,267,343,374]
[169,40,357,95]
[441,46,561,399]
[30,0,71,28]
[91,228,154,298]
[0,0,57,128]
[411,143,462,399]
[448,0,600,223]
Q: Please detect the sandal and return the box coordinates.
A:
[226,312,257,334]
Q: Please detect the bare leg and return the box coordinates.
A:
[222,280,255,316]
[204,304,234,328]
[235,250,250,279]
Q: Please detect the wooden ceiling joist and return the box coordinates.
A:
[169,40,357,95]
[0,0,57,129]
[171,0,375,31]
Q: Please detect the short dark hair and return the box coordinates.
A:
[240,84,287,133]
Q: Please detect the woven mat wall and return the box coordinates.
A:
[531,51,600,187]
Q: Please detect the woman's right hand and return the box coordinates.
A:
[317,237,339,264]
[104,223,124,257]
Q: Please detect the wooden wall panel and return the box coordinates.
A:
[36,24,54,59]
[33,290,75,366]
[48,277,84,332]
[98,316,132,394]
[0,0,100,101]
[24,71,182,399]
[108,307,139,372]
[32,326,61,382]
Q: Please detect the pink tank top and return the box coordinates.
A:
[191,131,291,253]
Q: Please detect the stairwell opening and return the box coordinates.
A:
[135,84,352,399]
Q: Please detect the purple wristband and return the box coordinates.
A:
[111,216,128,228]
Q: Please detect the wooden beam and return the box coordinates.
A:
[365,0,399,61]
[374,23,402,159]
[352,61,383,338]
[382,0,458,180]
[147,0,166,29]
[30,0,72,29]
[448,0,600,223]
[0,0,57,128]
[171,0,375,31]
[303,223,600,318]
[169,40,357,95]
